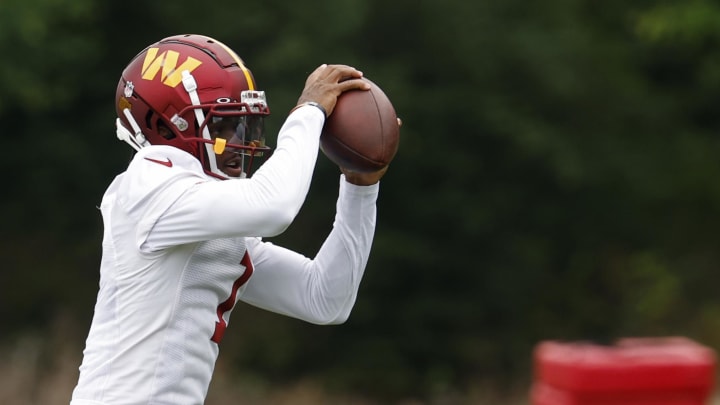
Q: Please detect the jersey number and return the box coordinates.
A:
[211,251,254,344]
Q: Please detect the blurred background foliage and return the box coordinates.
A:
[2,0,720,402]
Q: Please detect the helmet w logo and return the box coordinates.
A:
[141,47,202,88]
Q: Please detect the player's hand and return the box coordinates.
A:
[341,166,388,186]
[340,117,400,185]
[296,64,370,116]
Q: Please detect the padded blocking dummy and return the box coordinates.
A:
[531,337,716,405]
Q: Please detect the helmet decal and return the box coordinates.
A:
[170,114,189,131]
[141,47,203,88]
[124,81,134,97]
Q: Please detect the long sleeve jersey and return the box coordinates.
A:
[71,105,378,405]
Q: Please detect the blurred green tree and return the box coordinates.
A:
[2,0,720,401]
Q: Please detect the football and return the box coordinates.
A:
[320,77,400,173]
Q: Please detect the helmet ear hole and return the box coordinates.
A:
[146,111,176,141]
[157,124,175,140]
[144,110,154,132]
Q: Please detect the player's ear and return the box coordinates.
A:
[158,124,176,140]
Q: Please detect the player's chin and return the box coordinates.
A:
[219,156,244,178]
[222,167,243,178]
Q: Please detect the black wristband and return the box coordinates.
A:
[290,101,327,119]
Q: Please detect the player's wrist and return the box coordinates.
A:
[340,174,381,196]
[290,101,327,119]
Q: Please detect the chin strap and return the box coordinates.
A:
[116,110,149,151]
[182,70,224,177]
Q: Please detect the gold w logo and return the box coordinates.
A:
[141,47,202,87]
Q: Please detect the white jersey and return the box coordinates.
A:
[71,106,379,405]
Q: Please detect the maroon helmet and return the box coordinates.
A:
[115,34,271,178]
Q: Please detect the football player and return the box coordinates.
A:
[70,34,385,405]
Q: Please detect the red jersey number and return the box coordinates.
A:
[211,251,254,344]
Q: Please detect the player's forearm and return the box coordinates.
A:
[305,176,379,323]
[246,105,324,226]
[203,105,325,237]
[238,178,378,324]
[147,106,325,246]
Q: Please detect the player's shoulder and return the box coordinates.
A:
[123,145,209,191]
[111,145,210,213]
[132,145,203,174]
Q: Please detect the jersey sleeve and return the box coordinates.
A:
[237,176,379,324]
[141,105,325,251]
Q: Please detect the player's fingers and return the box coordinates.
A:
[323,64,365,83]
[304,64,329,84]
[304,64,363,92]
[297,64,368,115]
[336,77,371,93]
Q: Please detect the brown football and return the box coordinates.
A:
[320,77,400,172]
